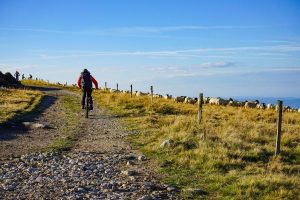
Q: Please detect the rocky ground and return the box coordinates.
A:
[0,88,179,199]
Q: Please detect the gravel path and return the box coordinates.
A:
[0,88,179,199]
[0,89,67,161]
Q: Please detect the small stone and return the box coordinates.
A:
[102,183,113,189]
[122,170,137,176]
[160,139,173,148]
[138,195,153,200]
[167,185,179,192]
[22,122,48,129]
[143,182,155,191]
[126,160,134,166]
[126,155,136,160]
[161,160,172,167]
[138,155,147,161]
[77,187,87,193]
[35,176,43,183]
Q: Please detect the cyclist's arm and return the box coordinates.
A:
[90,76,98,89]
[77,75,82,88]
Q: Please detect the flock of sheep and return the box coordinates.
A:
[103,87,300,113]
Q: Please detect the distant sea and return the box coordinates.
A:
[232,97,300,109]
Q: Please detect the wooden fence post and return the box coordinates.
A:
[275,100,283,156]
[198,93,203,124]
[130,84,133,97]
[117,83,119,91]
[150,86,153,103]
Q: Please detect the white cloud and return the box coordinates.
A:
[0,25,258,35]
[27,44,300,61]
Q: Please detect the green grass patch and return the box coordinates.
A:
[45,94,81,152]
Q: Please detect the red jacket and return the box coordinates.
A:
[77,74,98,89]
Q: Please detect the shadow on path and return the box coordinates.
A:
[0,94,57,141]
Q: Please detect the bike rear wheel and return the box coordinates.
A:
[85,92,89,118]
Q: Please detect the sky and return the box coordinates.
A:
[0,0,300,98]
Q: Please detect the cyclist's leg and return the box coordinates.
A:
[87,88,93,110]
[82,88,86,109]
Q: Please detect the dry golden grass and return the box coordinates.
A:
[93,90,300,199]
[21,79,59,88]
[0,88,43,124]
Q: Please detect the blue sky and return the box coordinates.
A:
[1,0,300,98]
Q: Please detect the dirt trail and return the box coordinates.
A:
[0,87,179,199]
[0,89,68,161]
[71,106,132,154]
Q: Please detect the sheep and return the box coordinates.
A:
[136,91,149,96]
[184,97,198,104]
[163,94,172,99]
[256,103,266,109]
[174,96,186,103]
[153,94,163,98]
[209,97,230,106]
[203,97,210,104]
[283,106,292,112]
[228,100,239,107]
[110,88,120,93]
[244,100,259,108]
[291,108,298,112]
[122,90,130,94]
[266,103,275,110]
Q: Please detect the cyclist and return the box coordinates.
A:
[77,69,98,110]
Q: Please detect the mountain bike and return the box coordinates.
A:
[85,92,90,118]
[84,89,93,118]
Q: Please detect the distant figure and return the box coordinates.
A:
[29,74,33,79]
[14,71,20,81]
[22,74,25,80]
[77,69,98,110]
[36,77,38,80]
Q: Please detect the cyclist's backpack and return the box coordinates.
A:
[81,71,92,88]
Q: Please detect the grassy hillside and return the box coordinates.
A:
[0,88,43,124]
[93,91,300,199]
[21,80,300,199]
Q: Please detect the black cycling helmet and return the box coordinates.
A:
[83,68,89,73]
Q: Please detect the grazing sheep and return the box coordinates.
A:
[228,100,239,107]
[174,96,186,103]
[237,101,246,107]
[110,88,120,93]
[244,100,259,108]
[283,106,292,112]
[256,103,266,109]
[266,103,275,110]
[136,91,149,96]
[164,94,172,99]
[209,97,230,106]
[153,94,163,98]
[184,97,198,104]
[203,97,210,104]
